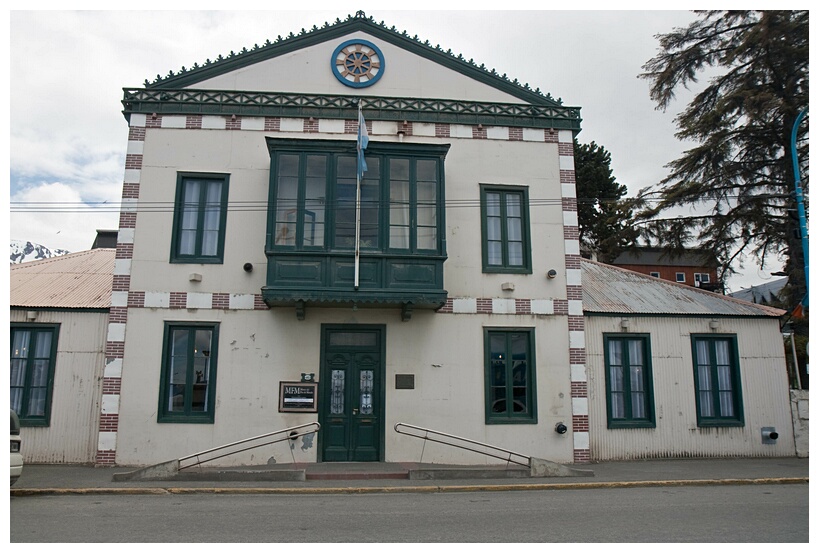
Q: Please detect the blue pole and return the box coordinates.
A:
[790,108,808,308]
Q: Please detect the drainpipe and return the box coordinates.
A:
[790,108,809,309]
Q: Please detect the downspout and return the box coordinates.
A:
[790,108,809,309]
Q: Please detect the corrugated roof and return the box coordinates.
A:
[10,249,114,309]
[582,259,784,318]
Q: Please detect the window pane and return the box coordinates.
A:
[417,227,436,250]
[360,159,381,248]
[390,227,410,249]
[26,388,46,417]
[487,217,501,241]
[486,331,533,421]
[507,242,524,266]
[334,157,357,249]
[506,194,521,217]
[304,155,326,247]
[487,241,502,266]
[389,161,410,250]
[507,216,522,241]
[179,180,201,255]
[486,193,501,217]
[416,159,437,182]
[275,160,299,247]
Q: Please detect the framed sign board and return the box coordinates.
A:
[279,381,318,413]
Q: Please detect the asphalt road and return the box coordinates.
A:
[10,483,808,542]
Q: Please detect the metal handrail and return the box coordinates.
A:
[394,422,530,467]
[178,422,320,471]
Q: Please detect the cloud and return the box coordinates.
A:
[9,182,119,253]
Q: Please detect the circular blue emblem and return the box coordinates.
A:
[331,39,385,88]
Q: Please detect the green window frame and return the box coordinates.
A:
[691,334,744,427]
[603,334,656,429]
[158,322,219,423]
[267,139,448,255]
[10,324,59,427]
[480,185,532,273]
[170,173,230,263]
[484,328,537,424]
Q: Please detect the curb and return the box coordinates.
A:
[10,477,808,496]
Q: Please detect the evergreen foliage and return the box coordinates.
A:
[574,140,638,263]
[637,10,809,306]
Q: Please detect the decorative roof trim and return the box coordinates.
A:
[122,89,581,131]
[143,11,564,107]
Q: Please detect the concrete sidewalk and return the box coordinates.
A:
[10,457,808,496]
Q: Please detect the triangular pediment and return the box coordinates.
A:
[145,12,565,107]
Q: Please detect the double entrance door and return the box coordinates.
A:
[319,325,384,462]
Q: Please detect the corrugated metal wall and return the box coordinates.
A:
[11,310,107,463]
[585,315,796,460]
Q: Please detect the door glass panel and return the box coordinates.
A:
[360,370,374,415]
[331,369,345,415]
[328,332,377,348]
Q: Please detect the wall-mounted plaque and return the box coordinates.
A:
[279,381,318,413]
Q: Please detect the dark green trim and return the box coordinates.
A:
[483,327,537,425]
[141,13,570,109]
[480,184,532,274]
[317,324,387,462]
[170,173,230,264]
[602,333,656,429]
[690,334,745,428]
[10,323,60,427]
[123,89,581,132]
[264,138,449,310]
[157,322,220,424]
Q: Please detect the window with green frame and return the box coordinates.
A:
[603,334,655,429]
[10,324,59,426]
[691,334,744,427]
[170,173,230,263]
[484,328,537,424]
[158,323,219,423]
[267,139,448,254]
[480,185,532,273]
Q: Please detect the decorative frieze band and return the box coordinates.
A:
[128,113,573,145]
[117,292,588,315]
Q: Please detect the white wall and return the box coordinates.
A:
[585,315,796,459]
[11,310,107,463]
[115,308,573,466]
[132,128,565,302]
[194,31,526,104]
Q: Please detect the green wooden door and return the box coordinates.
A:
[320,327,383,462]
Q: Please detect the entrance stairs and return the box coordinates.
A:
[114,462,543,482]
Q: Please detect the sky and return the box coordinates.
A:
[4,6,803,292]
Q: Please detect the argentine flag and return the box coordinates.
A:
[357,109,369,179]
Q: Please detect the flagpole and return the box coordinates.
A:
[354,102,362,290]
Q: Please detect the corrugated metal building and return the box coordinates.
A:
[10,249,114,463]
[582,259,795,459]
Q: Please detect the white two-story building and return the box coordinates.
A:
[99,12,587,466]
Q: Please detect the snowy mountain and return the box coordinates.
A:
[10,240,70,264]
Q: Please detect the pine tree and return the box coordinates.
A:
[637,10,809,305]
[574,140,637,263]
